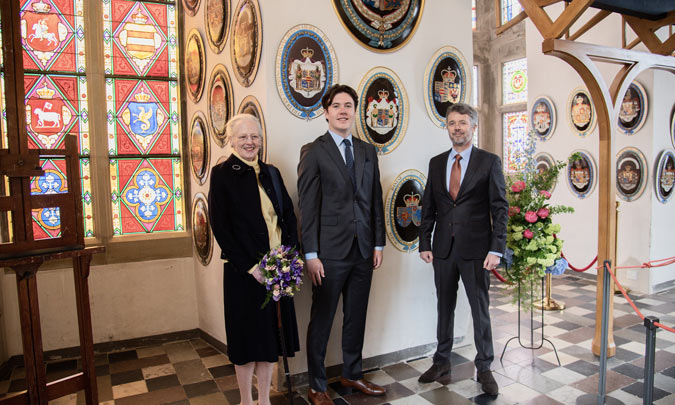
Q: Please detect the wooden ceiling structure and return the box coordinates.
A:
[496,0,675,357]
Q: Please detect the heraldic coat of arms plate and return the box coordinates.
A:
[616,147,647,202]
[190,111,210,185]
[204,0,229,54]
[567,150,596,198]
[276,24,338,120]
[567,88,596,137]
[618,81,648,135]
[356,66,409,155]
[531,96,556,141]
[534,152,557,193]
[655,149,675,204]
[231,0,262,87]
[237,95,267,162]
[208,64,234,147]
[424,46,470,128]
[385,169,426,252]
[186,29,206,103]
[192,192,213,266]
[331,0,424,52]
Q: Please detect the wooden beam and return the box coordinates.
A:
[569,10,611,41]
[496,11,528,35]
[626,37,642,50]
[519,0,593,39]
[625,14,675,55]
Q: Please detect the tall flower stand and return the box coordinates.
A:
[534,273,566,311]
[500,277,561,366]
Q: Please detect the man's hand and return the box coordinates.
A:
[251,268,265,284]
[483,253,500,271]
[373,250,383,269]
[420,251,433,263]
[307,257,325,286]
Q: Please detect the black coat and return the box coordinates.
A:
[208,154,300,364]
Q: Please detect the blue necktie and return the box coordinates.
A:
[342,138,356,189]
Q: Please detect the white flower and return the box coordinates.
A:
[282,265,290,273]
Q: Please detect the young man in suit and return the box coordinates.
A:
[297,84,386,405]
[418,103,508,396]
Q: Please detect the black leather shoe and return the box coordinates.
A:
[418,363,451,383]
[477,370,499,395]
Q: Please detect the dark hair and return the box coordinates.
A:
[446,103,478,127]
[321,84,358,110]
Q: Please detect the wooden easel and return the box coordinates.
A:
[0,1,103,403]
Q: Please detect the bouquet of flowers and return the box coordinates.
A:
[258,245,304,309]
[503,132,575,306]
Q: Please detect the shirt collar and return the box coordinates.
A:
[450,145,472,161]
[328,129,353,146]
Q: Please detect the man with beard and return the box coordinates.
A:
[417,103,508,396]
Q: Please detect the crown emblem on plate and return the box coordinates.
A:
[403,193,420,207]
[132,11,148,24]
[535,103,547,113]
[442,68,457,82]
[31,0,51,13]
[134,90,151,102]
[300,47,314,59]
[378,89,389,100]
[36,85,55,99]
[575,95,585,105]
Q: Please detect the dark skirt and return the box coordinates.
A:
[223,262,300,365]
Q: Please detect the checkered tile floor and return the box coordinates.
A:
[1,274,674,404]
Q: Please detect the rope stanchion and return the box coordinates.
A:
[560,251,597,272]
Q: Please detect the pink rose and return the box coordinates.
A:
[508,206,521,217]
[511,181,526,193]
[523,229,534,239]
[537,207,550,219]
[525,211,538,223]
[540,190,551,199]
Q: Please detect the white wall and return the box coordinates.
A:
[526,5,675,293]
[2,258,198,356]
[188,1,475,373]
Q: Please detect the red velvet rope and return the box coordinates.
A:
[491,268,509,284]
[561,251,597,272]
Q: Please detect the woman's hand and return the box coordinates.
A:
[251,268,265,284]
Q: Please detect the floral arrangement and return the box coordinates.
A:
[502,132,575,306]
[258,245,304,309]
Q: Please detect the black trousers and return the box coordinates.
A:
[306,239,373,392]
[432,242,494,372]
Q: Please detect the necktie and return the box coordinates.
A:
[342,138,356,189]
[449,154,462,200]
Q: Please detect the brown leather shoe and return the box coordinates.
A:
[418,363,451,383]
[339,377,386,396]
[477,370,499,395]
[308,389,333,405]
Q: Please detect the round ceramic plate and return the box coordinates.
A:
[275,24,338,120]
[192,192,213,266]
[618,81,648,135]
[654,149,675,203]
[207,64,234,147]
[567,88,596,137]
[616,147,647,201]
[356,66,408,155]
[385,169,426,252]
[331,0,424,52]
[424,46,470,128]
[237,95,267,162]
[182,0,201,17]
[204,0,229,54]
[533,152,557,193]
[190,111,210,185]
[185,29,206,103]
[230,0,262,87]
[531,96,556,141]
[567,150,596,198]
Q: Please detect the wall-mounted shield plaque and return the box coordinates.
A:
[654,149,675,204]
[192,192,213,266]
[424,46,470,128]
[534,152,557,192]
[276,24,338,120]
[186,29,206,103]
[385,169,426,252]
[205,0,229,54]
[231,0,262,87]
[237,95,267,162]
[190,111,210,185]
[567,150,596,198]
[331,0,424,52]
[616,147,647,202]
[208,64,234,147]
[531,96,556,141]
[618,81,648,135]
[356,67,408,155]
[670,109,675,148]
[567,88,596,137]
[182,0,201,17]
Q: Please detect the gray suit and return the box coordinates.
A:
[297,132,385,392]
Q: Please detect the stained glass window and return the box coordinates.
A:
[503,111,529,173]
[472,65,478,108]
[501,0,523,25]
[19,0,93,238]
[472,0,477,31]
[103,0,184,236]
[503,58,527,105]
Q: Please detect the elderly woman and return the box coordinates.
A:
[208,114,299,405]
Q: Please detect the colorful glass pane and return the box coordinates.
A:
[472,65,478,107]
[20,0,86,73]
[103,0,178,78]
[24,73,89,152]
[106,78,179,155]
[500,0,523,25]
[32,207,61,239]
[110,157,184,235]
[30,158,68,194]
[503,111,529,173]
[80,158,93,236]
[472,0,477,31]
[502,58,527,105]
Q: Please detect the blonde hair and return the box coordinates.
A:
[225,113,262,145]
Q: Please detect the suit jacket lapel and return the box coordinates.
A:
[457,148,481,199]
[354,139,365,190]
[437,151,453,201]
[318,132,352,187]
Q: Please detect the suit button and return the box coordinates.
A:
[453,203,457,207]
